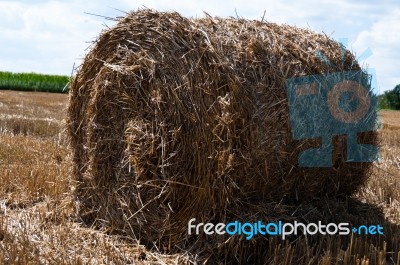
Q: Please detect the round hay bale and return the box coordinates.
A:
[67,9,378,260]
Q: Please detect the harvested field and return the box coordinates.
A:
[0,90,398,264]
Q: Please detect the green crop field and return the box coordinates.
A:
[0,71,69,93]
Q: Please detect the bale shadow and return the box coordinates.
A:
[208,197,400,265]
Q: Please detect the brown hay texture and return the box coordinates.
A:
[67,9,379,263]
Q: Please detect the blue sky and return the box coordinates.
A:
[0,0,399,92]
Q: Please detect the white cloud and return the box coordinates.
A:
[0,0,116,75]
[0,0,398,93]
[353,8,400,92]
[115,0,383,36]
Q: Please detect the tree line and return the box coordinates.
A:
[379,84,400,110]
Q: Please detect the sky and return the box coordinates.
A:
[0,0,399,93]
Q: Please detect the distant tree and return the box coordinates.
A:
[381,85,400,110]
[379,94,389,109]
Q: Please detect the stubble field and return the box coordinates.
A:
[0,89,399,264]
